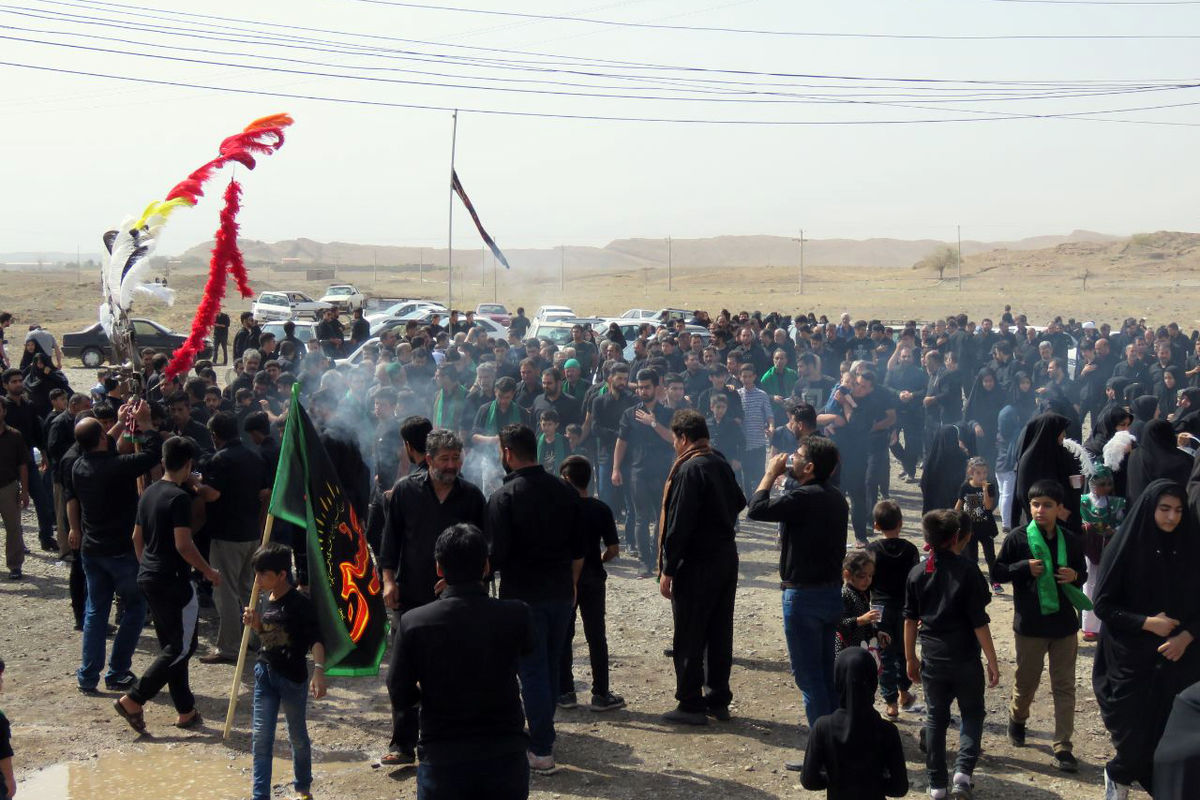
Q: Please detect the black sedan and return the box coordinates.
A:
[62,318,211,367]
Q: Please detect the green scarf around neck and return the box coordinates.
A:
[485,399,522,433]
[1025,520,1093,614]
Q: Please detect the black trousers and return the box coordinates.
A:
[128,579,200,714]
[890,414,923,477]
[559,573,610,697]
[212,337,228,365]
[841,455,871,543]
[671,553,738,713]
[388,608,419,753]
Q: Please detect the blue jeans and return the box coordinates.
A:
[518,599,574,757]
[416,751,529,800]
[77,551,146,689]
[922,657,986,790]
[252,661,312,800]
[781,585,841,725]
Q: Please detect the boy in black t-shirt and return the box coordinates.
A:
[242,542,326,800]
[0,658,14,800]
[865,500,921,718]
[557,456,625,712]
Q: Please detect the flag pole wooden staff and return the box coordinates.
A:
[222,513,276,741]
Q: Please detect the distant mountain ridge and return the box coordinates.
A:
[159,229,1124,272]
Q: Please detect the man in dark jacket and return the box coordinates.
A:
[380,429,486,766]
[658,410,746,726]
[389,523,534,799]
[747,436,848,752]
[486,424,584,776]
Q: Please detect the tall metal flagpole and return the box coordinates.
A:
[447,110,458,310]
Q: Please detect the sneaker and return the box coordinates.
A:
[77,685,100,696]
[198,652,236,665]
[1052,750,1078,773]
[1007,718,1026,747]
[7,569,21,580]
[527,751,558,776]
[1104,768,1131,800]
[556,691,578,709]
[950,774,973,800]
[661,706,709,726]
[590,692,626,712]
[380,748,415,768]
[992,583,1004,595]
[928,790,947,800]
[1082,631,1099,643]
[784,760,804,772]
[105,672,138,691]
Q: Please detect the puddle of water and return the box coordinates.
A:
[19,748,340,800]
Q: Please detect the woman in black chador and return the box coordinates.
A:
[1093,480,1200,798]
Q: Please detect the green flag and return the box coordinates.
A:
[270,384,388,677]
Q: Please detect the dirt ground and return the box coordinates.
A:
[1,380,1139,799]
[0,264,1167,799]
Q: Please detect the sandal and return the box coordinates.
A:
[380,749,415,767]
[175,710,203,729]
[114,698,146,733]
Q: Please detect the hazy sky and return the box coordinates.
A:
[3,0,1199,256]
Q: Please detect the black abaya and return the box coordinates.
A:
[962,368,1003,466]
[800,648,908,800]
[920,425,967,514]
[1093,480,1200,794]
[1153,681,1200,800]
[1126,420,1192,504]
[1011,413,1082,531]
[1130,394,1159,441]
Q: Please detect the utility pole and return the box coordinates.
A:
[447,109,458,311]
[373,249,378,290]
[76,244,80,285]
[667,236,672,292]
[957,224,963,291]
[419,247,424,283]
[493,250,498,303]
[792,229,805,294]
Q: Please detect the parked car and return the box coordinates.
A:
[619,308,656,320]
[62,318,211,368]
[261,321,320,346]
[251,290,331,322]
[319,284,367,312]
[365,300,446,328]
[534,305,575,321]
[474,303,511,326]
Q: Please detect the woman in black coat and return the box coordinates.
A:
[1126,419,1192,504]
[920,425,967,514]
[1010,413,1082,532]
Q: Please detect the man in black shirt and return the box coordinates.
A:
[117,436,221,733]
[47,392,90,558]
[390,523,532,798]
[166,392,213,453]
[747,437,848,738]
[885,347,926,481]
[487,424,584,776]
[2,369,53,550]
[556,456,624,712]
[66,403,161,692]
[233,311,261,361]
[532,368,582,429]
[212,311,230,365]
[658,410,746,725]
[380,429,486,765]
[199,412,268,664]
[349,308,371,349]
[612,369,675,577]
[583,364,633,530]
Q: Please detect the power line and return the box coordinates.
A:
[2,57,1198,126]
[344,0,1200,39]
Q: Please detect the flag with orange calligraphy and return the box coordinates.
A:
[269,383,387,676]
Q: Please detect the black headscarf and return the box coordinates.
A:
[1093,480,1200,781]
[920,425,967,513]
[1131,394,1160,440]
[1156,366,1182,418]
[963,368,1003,462]
[1039,386,1082,442]
[1106,375,1131,404]
[1012,413,1081,530]
[1085,405,1132,458]
[832,647,880,748]
[1173,388,1200,437]
[1009,370,1036,419]
[1126,419,1192,504]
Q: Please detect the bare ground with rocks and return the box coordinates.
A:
[0,430,1140,800]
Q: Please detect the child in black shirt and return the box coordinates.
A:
[837,550,882,656]
[0,658,13,800]
[955,457,1001,593]
[904,510,1000,800]
[557,456,625,712]
[865,500,921,718]
[242,543,326,800]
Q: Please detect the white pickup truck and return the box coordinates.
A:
[319,284,367,312]
[251,291,332,321]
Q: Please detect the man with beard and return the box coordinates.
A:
[487,424,583,776]
[583,364,634,525]
[922,351,962,455]
[885,346,926,483]
[380,429,486,768]
[612,370,675,577]
[658,410,746,725]
[533,368,583,429]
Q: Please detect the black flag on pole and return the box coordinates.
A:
[451,169,511,270]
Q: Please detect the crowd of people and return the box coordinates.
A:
[0,302,1199,800]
